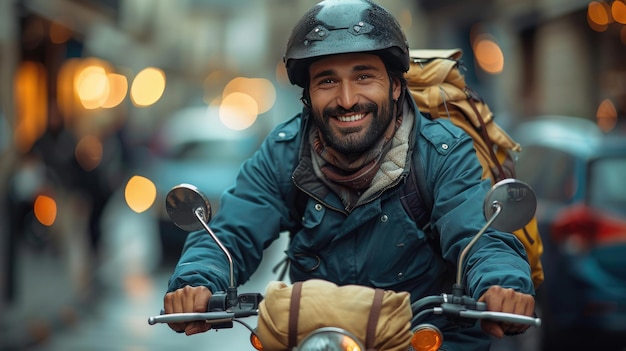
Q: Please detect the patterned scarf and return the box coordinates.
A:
[309,113,403,206]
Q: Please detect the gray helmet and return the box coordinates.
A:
[284,0,410,88]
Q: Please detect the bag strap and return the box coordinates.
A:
[400,146,434,236]
[288,281,303,349]
[365,288,385,351]
[466,89,506,181]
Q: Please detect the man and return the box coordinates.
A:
[163,0,536,349]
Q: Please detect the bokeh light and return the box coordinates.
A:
[222,77,276,114]
[124,175,157,213]
[76,65,110,109]
[14,61,47,153]
[588,1,611,31]
[473,34,504,74]
[34,195,57,227]
[219,92,258,130]
[613,0,626,24]
[589,1,612,25]
[596,98,618,132]
[130,67,166,107]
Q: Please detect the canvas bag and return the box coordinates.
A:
[255,279,413,351]
[405,48,544,288]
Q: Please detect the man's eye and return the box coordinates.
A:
[357,74,371,80]
[316,78,335,86]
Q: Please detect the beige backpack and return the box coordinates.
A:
[405,48,544,288]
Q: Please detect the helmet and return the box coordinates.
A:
[284,0,410,88]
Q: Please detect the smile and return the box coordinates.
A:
[336,113,366,122]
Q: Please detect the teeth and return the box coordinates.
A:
[337,113,365,122]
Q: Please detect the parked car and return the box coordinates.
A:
[512,116,626,350]
[145,106,262,263]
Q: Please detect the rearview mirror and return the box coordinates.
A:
[484,178,536,233]
[165,183,212,232]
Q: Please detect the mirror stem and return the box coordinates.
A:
[194,208,235,289]
[455,202,502,293]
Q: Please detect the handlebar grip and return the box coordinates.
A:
[458,310,541,327]
[147,311,234,325]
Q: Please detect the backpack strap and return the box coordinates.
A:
[404,148,459,287]
[400,146,434,236]
[365,288,385,351]
[288,281,304,349]
[465,89,506,181]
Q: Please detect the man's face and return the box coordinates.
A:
[308,53,401,156]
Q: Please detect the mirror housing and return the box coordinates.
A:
[166,183,212,232]
[484,178,536,233]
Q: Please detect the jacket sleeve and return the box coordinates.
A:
[421,119,535,299]
[167,116,302,294]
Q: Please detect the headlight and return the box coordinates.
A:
[410,324,442,351]
[295,327,364,351]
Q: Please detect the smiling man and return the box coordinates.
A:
[163,1,536,350]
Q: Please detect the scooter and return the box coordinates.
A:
[148,178,541,351]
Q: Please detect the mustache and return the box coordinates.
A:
[323,102,377,117]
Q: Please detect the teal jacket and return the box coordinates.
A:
[167,96,534,350]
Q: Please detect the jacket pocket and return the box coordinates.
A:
[365,198,448,293]
[286,199,339,280]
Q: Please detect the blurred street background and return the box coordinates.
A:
[1,0,626,350]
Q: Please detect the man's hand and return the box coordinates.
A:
[478,286,535,338]
[164,285,213,335]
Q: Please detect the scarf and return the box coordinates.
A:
[309,112,403,208]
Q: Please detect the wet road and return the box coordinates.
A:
[3,197,288,351]
[28,270,275,351]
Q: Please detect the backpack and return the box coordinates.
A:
[405,48,544,288]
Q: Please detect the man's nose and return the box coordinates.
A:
[336,82,359,110]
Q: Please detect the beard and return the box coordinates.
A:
[311,95,396,156]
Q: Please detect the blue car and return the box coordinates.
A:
[513,116,626,350]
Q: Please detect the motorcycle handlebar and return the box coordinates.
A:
[148,291,262,327]
[148,311,235,325]
[411,294,486,312]
[437,308,542,327]
[411,293,541,328]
